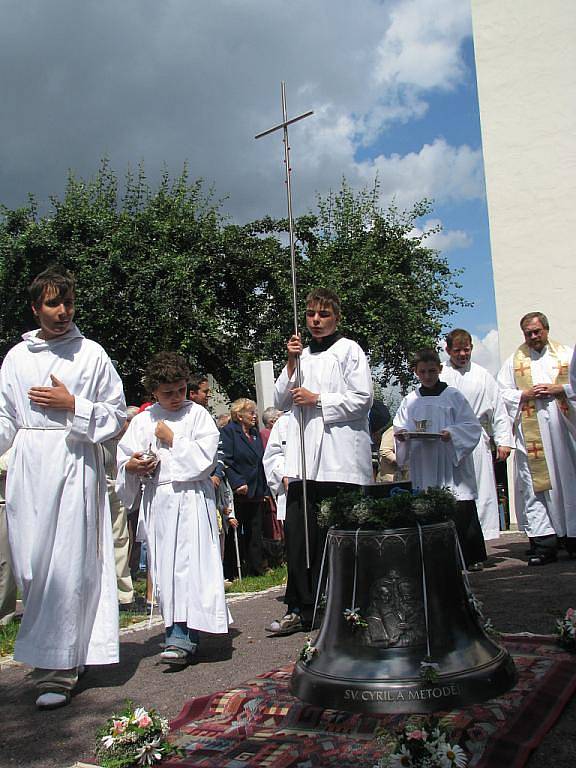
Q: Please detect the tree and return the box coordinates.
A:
[0,165,468,401]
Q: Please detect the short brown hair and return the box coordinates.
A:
[142,352,190,393]
[446,328,472,350]
[520,312,549,331]
[28,266,75,308]
[305,288,341,318]
[411,348,441,368]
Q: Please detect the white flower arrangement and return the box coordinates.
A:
[299,637,319,665]
[375,717,468,768]
[556,607,576,651]
[95,701,181,767]
[343,607,369,630]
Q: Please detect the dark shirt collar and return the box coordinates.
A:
[309,330,343,353]
[419,381,448,397]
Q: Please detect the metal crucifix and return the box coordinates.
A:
[255,82,314,568]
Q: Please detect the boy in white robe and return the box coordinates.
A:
[394,348,484,568]
[116,352,230,666]
[0,267,126,709]
[269,288,373,635]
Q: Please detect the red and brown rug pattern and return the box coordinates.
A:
[164,635,576,767]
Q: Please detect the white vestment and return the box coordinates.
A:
[262,412,289,521]
[0,325,126,669]
[274,337,373,485]
[116,402,230,633]
[393,387,481,499]
[441,361,513,539]
[497,344,576,538]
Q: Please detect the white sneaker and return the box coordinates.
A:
[36,691,70,710]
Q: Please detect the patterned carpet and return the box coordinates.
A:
[161,635,576,767]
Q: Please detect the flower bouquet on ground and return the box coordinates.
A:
[375,716,468,768]
[556,608,576,651]
[95,700,181,768]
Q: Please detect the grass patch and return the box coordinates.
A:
[0,565,287,656]
[119,610,149,629]
[0,618,20,657]
[226,564,287,594]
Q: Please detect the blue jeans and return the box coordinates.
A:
[165,622,200,654]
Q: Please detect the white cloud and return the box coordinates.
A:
[374,0,472,91]
[357,139,485,210]
[407,218,472,252]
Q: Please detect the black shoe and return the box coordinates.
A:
[528,552,557,566]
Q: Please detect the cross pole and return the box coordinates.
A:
[255,82,314,569]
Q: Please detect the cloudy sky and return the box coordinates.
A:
[0,0,499,366]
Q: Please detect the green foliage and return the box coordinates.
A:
[0,164,468,400]
[317,486,458,529]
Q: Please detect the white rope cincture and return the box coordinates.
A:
[416,521,432,661]
[312,531,330,631]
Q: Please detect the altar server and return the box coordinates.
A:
[0,267,126,709]
[394,348,484,568]
[497,312,576,565]
[441,328,513,545]
[116,352,230,666]
[269,288,373,635]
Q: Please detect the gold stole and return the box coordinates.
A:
[513,340,570,492]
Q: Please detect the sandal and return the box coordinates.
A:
[159,646,192,666]
[36,690,71,710]
[267,612,304,636]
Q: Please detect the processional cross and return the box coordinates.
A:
[255,82,314,568]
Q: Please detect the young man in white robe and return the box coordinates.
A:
[394,348,484,568]
[441,328,513,554]
[269,288,373,635]
[0,267,126,709]
[497,312,576,565]
[116,352,230,666]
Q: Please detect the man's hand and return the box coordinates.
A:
[440,430,451,442]
[226,515,239,529]
[533,383,564,398]
[28,374,75,411]
[497,446,512,461]
[235,484,249,496]
[125,452,158,476]
[286,334,303,377]
[155,420,174,447]
[211,475,221,489]
[291,386,319,407]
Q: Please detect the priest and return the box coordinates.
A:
[441,329,513,552]
[497,312,576,565]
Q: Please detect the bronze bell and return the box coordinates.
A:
[291,522,517,713]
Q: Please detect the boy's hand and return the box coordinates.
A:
[126,452,158,475]
[286,334,302,377]
[155,420,174,446]
[28,374,75,411]
[235,484,249,496]
[228,516,239,529]
[440,430,451,442]
[211,475,221,488]
[291,386,319,407]
[394,429,408,442]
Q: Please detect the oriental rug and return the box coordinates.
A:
[161,635,576,768]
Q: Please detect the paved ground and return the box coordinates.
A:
[1,532,576,768]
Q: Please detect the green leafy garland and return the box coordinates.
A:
[318,487,458,530]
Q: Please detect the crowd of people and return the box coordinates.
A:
[0,267,575,712]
